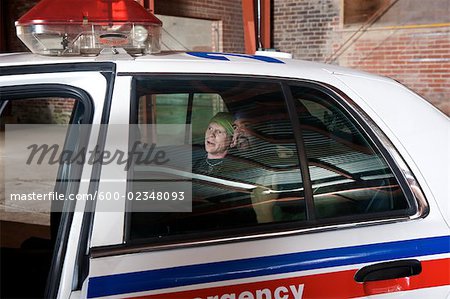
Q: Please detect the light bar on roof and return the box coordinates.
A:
[15,0,162,56]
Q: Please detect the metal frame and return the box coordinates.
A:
[0,83,95,299]
[242,0,272,53]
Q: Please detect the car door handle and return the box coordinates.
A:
[354,259,422,295]
[354,259,422,282]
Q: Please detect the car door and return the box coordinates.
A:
[0,62,115,299]
[85,74,449,299]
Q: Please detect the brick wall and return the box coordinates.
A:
[155,0,244,53]
[4,0,448,115]
[10,99,76,124]
[337,27,450,115]
[273,0,339,61]
[273,0,450,116]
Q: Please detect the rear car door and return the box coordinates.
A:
[0,62,115,299]
[85,74,449,299]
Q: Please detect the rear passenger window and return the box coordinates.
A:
[128,78,305,240]
[290,85,412,219]
[126,79,414,243]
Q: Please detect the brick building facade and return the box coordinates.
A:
[1,0,449,115]
[274,0,339,62]
[155,0,244,53]
[273,0,450,115]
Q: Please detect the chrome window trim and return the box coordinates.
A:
[92,217,410,258]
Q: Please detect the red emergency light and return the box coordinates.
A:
[16,0,162,56]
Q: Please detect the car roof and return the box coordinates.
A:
[0,51,389,83]
[0,52,97,66]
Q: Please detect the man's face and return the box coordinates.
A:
[232,119,252,150]
[205,122,231,158]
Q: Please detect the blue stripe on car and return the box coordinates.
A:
[87,235,450,298]
[186,52,285,64]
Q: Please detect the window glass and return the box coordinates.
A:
[137,92,226,144]
[343,0,385,25]
[290,85,411,219]
[155,94,189,124]
[128,79,305,240]
[1,97,78,219]
[0,95,86,299]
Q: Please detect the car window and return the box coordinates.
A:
[126,79,414,243]
[1,97,81,222]
[290,85,412,219]
[0,93,90,299]
[127,78,305,240]
[136,92,227,145]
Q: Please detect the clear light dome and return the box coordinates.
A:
[16,0,162,56]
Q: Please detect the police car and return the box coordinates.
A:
[0,0,449,298]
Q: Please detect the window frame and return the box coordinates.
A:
[0,83,95,298]
[342,0,386,27]
[97,74,427,256]
[1,62,116,296]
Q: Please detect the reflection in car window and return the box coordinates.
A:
[128,79,305,240]
[1,97,78,219]
[127,79,414,242]
[0,96,85,298]
[290,85,411,219]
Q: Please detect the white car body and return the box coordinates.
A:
[0,50,449,299]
